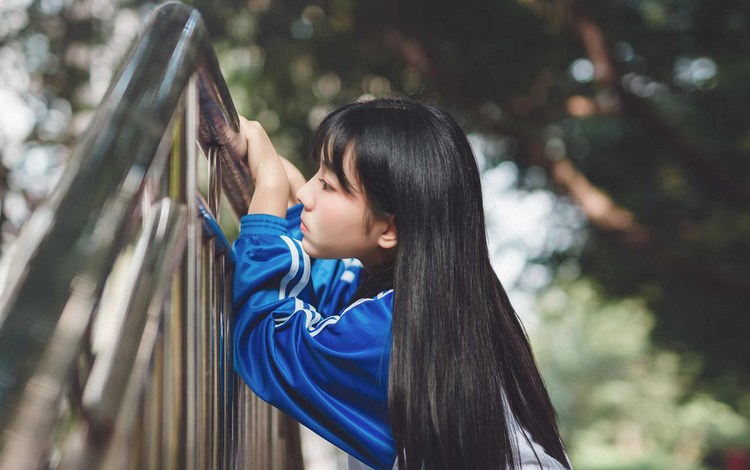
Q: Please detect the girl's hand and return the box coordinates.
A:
[239,117,278,182]
[239,116,290,217]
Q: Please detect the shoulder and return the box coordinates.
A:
[343,289,393,316]
[304,289,393,347]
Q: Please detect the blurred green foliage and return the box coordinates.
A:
[534,278,749,469]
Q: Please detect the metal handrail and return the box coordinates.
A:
[0,2,302,469]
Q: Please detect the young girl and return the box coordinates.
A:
[233,98,572,470]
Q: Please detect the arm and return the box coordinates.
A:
[239,117,289,217]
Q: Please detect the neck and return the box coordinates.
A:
[360,247,396,273]
[351,262,394,300]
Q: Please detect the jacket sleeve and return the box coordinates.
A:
[233,212,396,470]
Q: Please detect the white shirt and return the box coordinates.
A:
[347,412,571,470]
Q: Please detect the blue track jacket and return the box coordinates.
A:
[233,204,396,470]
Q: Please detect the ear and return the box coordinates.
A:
[377,215,398,250]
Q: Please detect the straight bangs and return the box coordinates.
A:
[310,107,360,194]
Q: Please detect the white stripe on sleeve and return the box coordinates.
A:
[309,290,393,338]
[289,238,311,298]
[278,235,300,300]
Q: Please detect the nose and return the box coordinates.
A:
[296,179,313,209]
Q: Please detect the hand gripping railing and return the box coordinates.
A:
[0,2,303,469]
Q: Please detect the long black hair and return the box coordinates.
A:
[310,98,569,470]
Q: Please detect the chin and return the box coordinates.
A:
[300,238,316,257]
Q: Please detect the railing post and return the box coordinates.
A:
[182,73,201,470]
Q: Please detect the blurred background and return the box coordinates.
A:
[1,0,749,468]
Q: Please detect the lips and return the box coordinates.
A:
[300,220,309,233]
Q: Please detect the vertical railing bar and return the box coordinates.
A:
[234,385,244,470]
[209,235,219,470]
[261,395,268,468]
[198,244,210,469]
[268,404,274,468]
[216,259,225,470]
[261,401,267,469]
[254,396,259,470]
[208,245,215,469]
[251,386,260,470]
[222,263,234,470]
[207,146,220,470]
[252,396,266,470]
[184,74,200,470]
[253,395,259,470]
[144,330,164,470]
[217,257,226,470]
[163,84,194,470]
[241,381,251,469]
[252,395,257,469]
[271,406,280,470]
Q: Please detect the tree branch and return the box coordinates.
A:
[512,137,653,247]
[566,0,750,206]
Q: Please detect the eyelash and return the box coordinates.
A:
[318,178,333,191]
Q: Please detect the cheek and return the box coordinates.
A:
[318,205,347,232]
[319,198,362,234]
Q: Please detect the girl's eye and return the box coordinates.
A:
[318,178,333,191]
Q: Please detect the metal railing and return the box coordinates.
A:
[0,2,303,469]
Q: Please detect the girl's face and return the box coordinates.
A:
[296,154,396,271]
